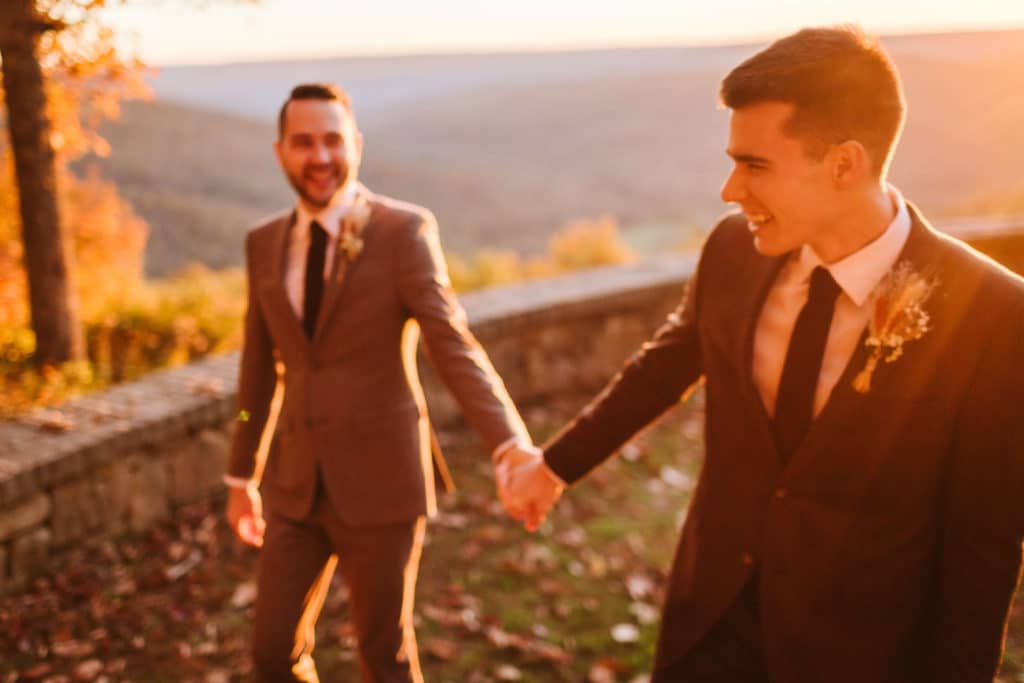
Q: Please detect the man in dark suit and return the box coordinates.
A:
[224,83,538,683]
[502,26,1024,682]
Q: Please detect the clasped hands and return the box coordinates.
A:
[227,444,566,547]
[495,444,565,531]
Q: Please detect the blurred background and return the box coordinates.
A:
[2,3,1024,680]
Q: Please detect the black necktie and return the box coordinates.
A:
[302,220,328,339]
[774,266,841,461]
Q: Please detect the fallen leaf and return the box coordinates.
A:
[620,443,643,462]
[474,525,505,543]
[625,573,655,600]
[72,660,103,681]
[556,527,587,547]
[611,623,640,643]
[495,664,523,681]
[588,661,618,683]
[659,466,692,491]
[629,601,660,626]
[165,549,203,581]
[230,580,257,609]
[188,376,224,396]
[51,639,95,658]
[25,409,75,432]
[434,512,469,529]
[424,637,459,661]
[19,664,53,680]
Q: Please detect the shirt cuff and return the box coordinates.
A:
[223,474,253,489]
[491,437,539,464]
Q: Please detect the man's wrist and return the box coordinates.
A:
[492,437,540,465]
[223,474,254,489]
[540,460,567,490]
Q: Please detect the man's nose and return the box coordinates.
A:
[313,144,331,163]
[720,168,744,204]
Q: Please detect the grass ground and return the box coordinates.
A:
[3,398,1022,682]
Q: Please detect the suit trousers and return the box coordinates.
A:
[251,489,426,683]
[652,575,771,683]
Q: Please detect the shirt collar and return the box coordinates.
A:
[797,185,911,307]
[294,182,358,240]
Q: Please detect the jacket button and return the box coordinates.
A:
[741,553,754,566]
[774,488,788,499]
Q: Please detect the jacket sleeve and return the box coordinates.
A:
[928,294,1024,682]
[395,211,530,452]
[227,232,279,481]
[542,243,706,485]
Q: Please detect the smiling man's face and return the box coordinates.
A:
[275,98,362,211]
[720,100,840,257]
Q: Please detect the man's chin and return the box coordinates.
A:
[298,188,339,210]
[752,235,785,256]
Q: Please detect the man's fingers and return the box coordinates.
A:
[236,512,265,547]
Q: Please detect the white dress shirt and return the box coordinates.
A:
[284,183,359,321]
[752,186,911,419]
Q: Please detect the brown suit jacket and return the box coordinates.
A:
[228,186,529,525]
[544,205,1024,682]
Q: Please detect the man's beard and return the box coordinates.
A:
[287,162,350,209]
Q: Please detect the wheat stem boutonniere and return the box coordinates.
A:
[338,195,372,261]
[852,260,936,394]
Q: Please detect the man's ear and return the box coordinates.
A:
[273,139,283,166]
[831,140,869,186]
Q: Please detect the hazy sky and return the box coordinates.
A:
[102,0,1024,66]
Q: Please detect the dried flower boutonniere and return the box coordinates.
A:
[338,195,372,261]
[852,260,936,394]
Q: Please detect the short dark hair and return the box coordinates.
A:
[277,83,355,139]
[719,25,905,176]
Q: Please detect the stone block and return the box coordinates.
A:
[51,479,104,547]
[167,430,229,506]
[167,439,203,507]
[0,495,51,542]
[10,528,52,580]
[92,459,133,535]
[198,428,230,490]
[525,344,579,397]
[124,453,170,533]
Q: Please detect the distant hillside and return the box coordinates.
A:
[84,31,1024,276]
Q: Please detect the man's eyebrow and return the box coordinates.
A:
[726,151,770,165]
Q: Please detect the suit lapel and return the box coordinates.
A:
[259,211,310,357]
[312,187,376,342]
[739,252,788,396]
[734,251,788,443]
[783,208,944,480]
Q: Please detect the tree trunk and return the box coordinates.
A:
[0,0,84,365]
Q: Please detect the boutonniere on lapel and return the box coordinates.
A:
[338,195,372,262]
[852,260,936,394]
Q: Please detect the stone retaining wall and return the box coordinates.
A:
[0,253,694,590]
[2,216,1023,590]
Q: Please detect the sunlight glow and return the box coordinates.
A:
[100,0,1024,66]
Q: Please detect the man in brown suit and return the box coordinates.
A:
[502,26,1024,682]
[224,83,537,682]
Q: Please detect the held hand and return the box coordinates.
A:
[226,484,266,547]
[501,449,565,532]
[495,445,543,519]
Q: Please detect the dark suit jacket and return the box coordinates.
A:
[544,205,1024,682]
[228,186,529,525]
